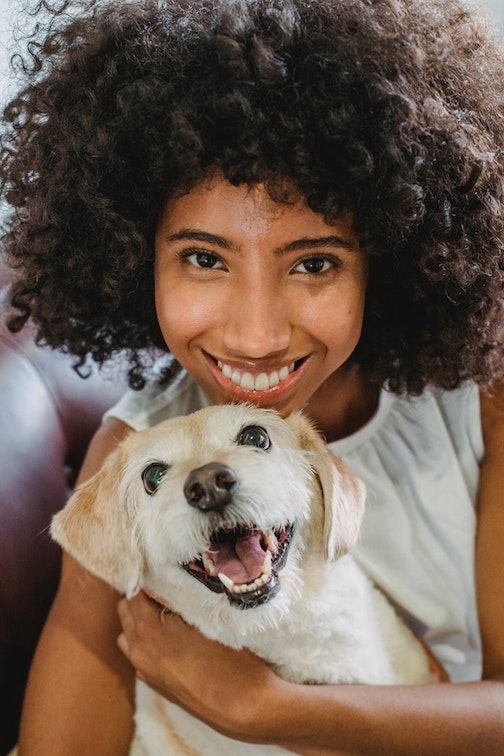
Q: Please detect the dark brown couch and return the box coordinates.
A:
[0,285,127,754]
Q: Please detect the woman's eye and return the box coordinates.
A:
[142,463,169,495]
[293,257,336,274]
[185,251,224,269]
[236,425,271,450]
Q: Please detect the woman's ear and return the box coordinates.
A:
[50,439,144,597]
[286,411,366,561]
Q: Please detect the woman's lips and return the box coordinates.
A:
[216,360,295,391]
[204,353,307,403]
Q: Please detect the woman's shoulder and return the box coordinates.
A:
[103,366,209,431]
[331,381,482,459]
[479,382,504,459]
[346,383,485,682]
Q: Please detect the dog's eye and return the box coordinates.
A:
[236,425,271,450]
[142,463,168,495]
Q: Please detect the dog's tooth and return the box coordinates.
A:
[202,552,217,575]
[253,573,269,589]
[264,530,278,553]
[262,550,272,575]
[218,570,271,595]
[218,573,235,592]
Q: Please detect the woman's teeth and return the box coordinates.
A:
[217,361,295,391]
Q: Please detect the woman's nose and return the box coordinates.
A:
[222,283,292,357]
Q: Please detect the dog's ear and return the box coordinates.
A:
[286,412,366,561]
[50,441,144,597]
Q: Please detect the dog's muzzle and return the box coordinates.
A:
[181,462,294,609]
[183,524,293,609]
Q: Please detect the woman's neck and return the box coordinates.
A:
[306,364,381,443]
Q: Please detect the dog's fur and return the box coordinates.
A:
[51,404,432,755]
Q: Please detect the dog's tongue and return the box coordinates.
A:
[211,532,266,584]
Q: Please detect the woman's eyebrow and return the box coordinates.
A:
[164,229,357,253]
[165,229,237,250]
[278,236,359,254]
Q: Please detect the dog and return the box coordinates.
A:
[51,403,433,755]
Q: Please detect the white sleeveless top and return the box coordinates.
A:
[105,368,483,683]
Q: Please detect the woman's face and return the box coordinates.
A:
[155,177,368,418]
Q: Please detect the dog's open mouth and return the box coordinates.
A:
[183,524,293,609]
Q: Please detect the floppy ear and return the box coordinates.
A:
[50,442,144,597]
[286,412,366,561]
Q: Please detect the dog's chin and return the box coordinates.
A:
[182,523,294,610]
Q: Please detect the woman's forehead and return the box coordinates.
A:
[157,177,358,247]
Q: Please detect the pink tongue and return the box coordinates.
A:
[211,533,266,584]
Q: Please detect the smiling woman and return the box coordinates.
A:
[3,1,504,754]
[154,178,368,434]
[4,0,504,397]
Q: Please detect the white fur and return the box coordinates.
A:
[51,404,432,755]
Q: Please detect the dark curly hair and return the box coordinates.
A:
[2,0,504,392]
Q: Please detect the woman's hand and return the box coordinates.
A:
[117,590,504,756]
[116,591,287,744]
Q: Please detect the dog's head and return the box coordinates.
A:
[51,404,365,635]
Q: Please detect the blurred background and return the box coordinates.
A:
[483,0,504,23]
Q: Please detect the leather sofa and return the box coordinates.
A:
[0,279,127,754]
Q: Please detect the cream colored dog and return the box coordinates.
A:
[51,404,432,755]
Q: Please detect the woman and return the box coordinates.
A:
[1,0,504,752]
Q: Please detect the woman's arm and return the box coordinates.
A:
[18,418,136,756]
[116,386,504,755]
[117,594,504,755]
[476,385,504,682]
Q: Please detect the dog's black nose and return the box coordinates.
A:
[183,462,239,511]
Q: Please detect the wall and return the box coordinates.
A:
[481,0,504,26]
[0,0,17,108]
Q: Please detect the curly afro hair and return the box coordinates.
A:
[2,0,504,392]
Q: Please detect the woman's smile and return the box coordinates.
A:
[154,176,369,419]
[216,357,297,391]
[204,351,311,406]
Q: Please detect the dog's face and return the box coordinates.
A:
[51,404,365,637]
